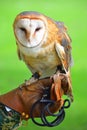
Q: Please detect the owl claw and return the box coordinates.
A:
[32,72,40,79]
[25,77,38,86]
[25,72,40,86]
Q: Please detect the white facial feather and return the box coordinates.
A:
[14,18,46,48]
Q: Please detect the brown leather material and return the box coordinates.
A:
[0,75,71,121]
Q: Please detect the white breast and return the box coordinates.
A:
[19,43,61,78]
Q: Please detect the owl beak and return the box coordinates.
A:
[26,32,30,39]
[26,32,32,43]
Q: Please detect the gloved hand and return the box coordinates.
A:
[0,73,72,129]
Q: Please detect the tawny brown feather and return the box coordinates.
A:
[13,11,73,101]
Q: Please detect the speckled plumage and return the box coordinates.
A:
[13,11,73,101]
[13,11,72,78]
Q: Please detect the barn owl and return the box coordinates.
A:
[13,11,73,101]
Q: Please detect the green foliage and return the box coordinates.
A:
[0,0,87,129]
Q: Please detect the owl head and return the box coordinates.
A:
[13,11,48,48]
[13,11,58,48]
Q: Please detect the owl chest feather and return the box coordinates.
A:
[21,43,61,76]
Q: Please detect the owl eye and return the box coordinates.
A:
[20,27,26,32]
[35,27,41,32]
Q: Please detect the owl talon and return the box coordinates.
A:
[25,78,38,86]
[32,72,40,79]
[25,72,40,86]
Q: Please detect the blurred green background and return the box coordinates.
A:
[0,0,87,130]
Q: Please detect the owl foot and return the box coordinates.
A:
[25,72,40,86]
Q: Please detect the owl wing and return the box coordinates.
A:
[55,21,73,72]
